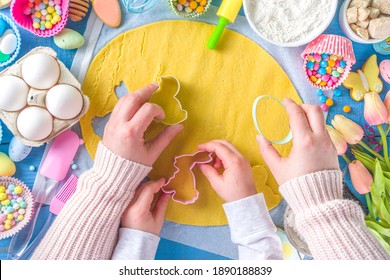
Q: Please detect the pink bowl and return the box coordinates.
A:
[11,0,69,37]
[301,34,356,90]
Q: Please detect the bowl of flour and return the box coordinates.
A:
[244,0,338,47]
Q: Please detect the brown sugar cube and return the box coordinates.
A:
[356,19,370,28]
[349,0,371,8]
[356,27,370,39]
[372,0,390,15]
[347,7,358,23]
[368,17,390,39]
[368,7,380,18]
[358,7,370,21]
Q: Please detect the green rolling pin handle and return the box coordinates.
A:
[252,95,293,145]
[207,17,230,50]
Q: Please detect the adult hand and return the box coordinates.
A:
[102,83,183,166]
[198,140,257,203]
[257,98,339,185]
[121,179,170,236]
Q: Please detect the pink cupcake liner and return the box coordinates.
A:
[0,177,34,240]
[301,34,356,90]
[11,0,69,37]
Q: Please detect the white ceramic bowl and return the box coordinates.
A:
[243,0,338,47]
[339,0,382,44]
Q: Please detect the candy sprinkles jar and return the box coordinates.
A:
[302,34,356,90]
[169,0,211,18]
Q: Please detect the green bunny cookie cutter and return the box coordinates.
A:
[150,76,188,125]
[252,95,293,145]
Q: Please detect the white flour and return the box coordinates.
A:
[245,0,333,44]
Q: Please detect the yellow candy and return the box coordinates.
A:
[33,22,40,29]
[315,78,322,85]
[326,66,332,74]
[195,0,201,2]
[0,186,5,193]
[4,224,10,230]
[47,6,55,13]
[200,0,207,6]
[2,199,10,206]
[326,98,334,107]
[178,0,186,4]
[328,60,335,67]
[5,219,11,225]
[196,6,204,13]
[34,11,41,18]
[343,105,351,113]
[330,55,337,61]
[43,0,48,3]
[18,215,24,221]
[53,15,61,22]
[0,193,6,201]
[320,81,327,86]
[14,186,23,195]
[46,15,53,21]
[189,1,197,9]
[310,76,317,82]
[45,22,53,29]
[337,67,344,73]
[51,19,57,24]
[7,214,13,220]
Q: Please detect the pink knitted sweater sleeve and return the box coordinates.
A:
[279,170,390,260]
[31,142,152,260]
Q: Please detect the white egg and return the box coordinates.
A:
[21,53,60,89]
[8,136,32,162]
[17,107,53,141]
[0,29,17,55]
[0,75,29,111]
[45,84,83,119]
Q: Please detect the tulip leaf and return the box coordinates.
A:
[366,220,390,238]
[367,228,390,254]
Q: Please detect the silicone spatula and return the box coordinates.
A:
[7,130,82,260]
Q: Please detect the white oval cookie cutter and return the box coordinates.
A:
[252,95,293,145]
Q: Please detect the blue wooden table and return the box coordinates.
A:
[0,0,389,260]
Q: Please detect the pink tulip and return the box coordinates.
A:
[348,160,372,195]
[331,115,364,145]
[364,92,388,126]
[384,90,390,123]
[326,125,348,155]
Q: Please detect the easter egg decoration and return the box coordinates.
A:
[380,60,390,84]
[0,29,17,55]
[0,152,16,176]
[0,76,29,111]
[54,28,85,50]
[8,137,32,162]
[92,0,121,28]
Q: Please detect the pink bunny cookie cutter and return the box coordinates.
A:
[162,151,213,204]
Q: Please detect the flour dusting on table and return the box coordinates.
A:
[246,0,332,44]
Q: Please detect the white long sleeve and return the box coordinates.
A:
[223,193,283,260]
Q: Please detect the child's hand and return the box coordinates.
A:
[121,179,170,236]
[102,83,183,166]
[257,98,339,185]
[198,140,257,203]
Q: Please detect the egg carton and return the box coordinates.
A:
[0,47,90,147]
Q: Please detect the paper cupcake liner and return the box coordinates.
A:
[0,177,34,240]
[167,0,212,18]
[11,0,69,37]
[301,34,356,90]
[0,13,21,68]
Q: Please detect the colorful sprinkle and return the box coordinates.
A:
[343,105,351,113]
[0,184,27,233]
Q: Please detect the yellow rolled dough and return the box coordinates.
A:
[80,20,302,226]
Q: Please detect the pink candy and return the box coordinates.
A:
[321,104,329,111]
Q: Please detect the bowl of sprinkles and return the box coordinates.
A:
[168,0,211,18]
[0,177,34,239]
[301,34,356,90]
[11,0,69,37]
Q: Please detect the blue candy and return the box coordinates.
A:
[321,53,328,59]
[334,89,342,97]
[339,60,346,68]
[8,184,15,191]
[7,206,14,213]
[306,61,314,69]
[316,89,324,96]
[0,18,6,37]
[39,3,46,9]
[320,60,328,67]
[319,95,327,103]
[318,67,326,75]
[33,18,41,23]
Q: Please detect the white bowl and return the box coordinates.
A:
[339,0,382,44]
[243,0,338,47]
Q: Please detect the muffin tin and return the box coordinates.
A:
[0,47,89,147]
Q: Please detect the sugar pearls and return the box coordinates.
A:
[172,0,208,16]
[0,184,27,232]
[24,0,63,31]
[305,53,347,89]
